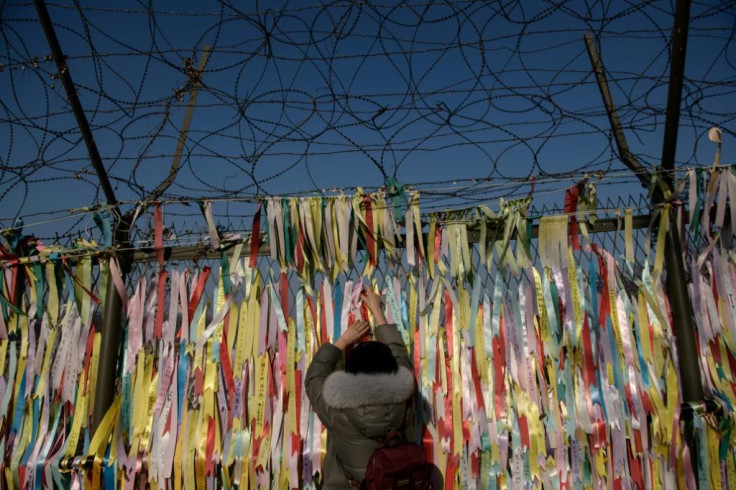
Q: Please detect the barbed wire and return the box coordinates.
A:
[2,193,655,264]
[1,0,734,240]
[0,163,703,251]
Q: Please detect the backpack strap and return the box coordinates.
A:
[336,431,404,489]
[380,431,404,447]
[336,404,413,489]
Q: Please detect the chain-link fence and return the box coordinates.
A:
[5,185,734,488]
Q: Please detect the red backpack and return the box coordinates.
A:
[360,432,432,490]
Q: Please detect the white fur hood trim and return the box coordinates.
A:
[322,367,415,408]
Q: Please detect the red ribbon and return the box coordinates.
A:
[565,184,581,250]
[220,333,235,412]
[421,426,434,463]
[444,456,458,490]
[193,367,204,397]
[726,343,736,399]
[471,453,480,481]
[319,291,328,345]
[290,431,301,458]
[187,266,211,324]
[493,314,506,420]
[83,325,96,411]
[518,414,530,450]
[294,368,303,445]
[444,290,453,353]
[359,302,371,343]
[596,253,611,327]
[582,317,596,387]
[434,226,441,265]
[627,444,644,489]
[154,270,167,340]
[470,351,485,412]
[413,327,421,384]
[280,272,289,320]
[249,202,262,268]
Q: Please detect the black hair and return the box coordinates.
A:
[345,341,398,374]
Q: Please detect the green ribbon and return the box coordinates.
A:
[385,177,409,222]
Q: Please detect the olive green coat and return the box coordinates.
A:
[305,324,414,489]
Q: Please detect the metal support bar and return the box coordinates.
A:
[33,0,118,207]
[587,4,702,478]
[660,0,692,189]
[665,227,702,401]
[659,0,702,403]
[92,232,129,432]
[584,33,650,188]
[656,0,703,482]
[33,0,128,435]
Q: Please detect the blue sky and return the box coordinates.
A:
[1,0,734,243]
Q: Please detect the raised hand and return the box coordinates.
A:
[362,287,387,326]
[334,319,371,351]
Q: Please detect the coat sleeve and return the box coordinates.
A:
[374,323,410,369]
[305,342,343,429]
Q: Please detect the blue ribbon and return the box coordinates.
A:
[20,396,40,464]
[64,266,76,304]
[221,251,231,296]
[121,372,132,435]
[93,210,113,248]
[9,217,23,249]
[178,342,188,426]
[104,459,117,490]
[10,374,26,435]
[333,280,342,342]
[607,318,623,390]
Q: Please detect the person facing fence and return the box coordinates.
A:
[305,288,420,489]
